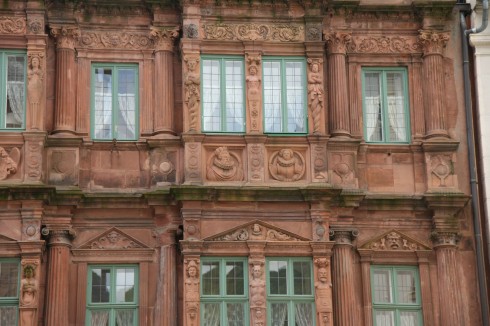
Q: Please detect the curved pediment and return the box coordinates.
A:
[77,227,149,250]
[359,229,431,251]
[204,220,310,242]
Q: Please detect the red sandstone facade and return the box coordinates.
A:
[0,0,484,325]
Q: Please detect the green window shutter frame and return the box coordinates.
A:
[0,51,26,131]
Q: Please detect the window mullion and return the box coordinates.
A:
[380,71,388,142]
[220,60,226,132]
[112,66,118,140]
[281,59,288,133]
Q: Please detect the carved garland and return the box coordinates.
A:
[202,23,304,42]
[79,31,153,50]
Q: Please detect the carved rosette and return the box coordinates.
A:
[184,258,200,326]
[22,220,41,241]
[325,32,352,54]
[268,149,306,182]
[431,231,460,248]
[246,54,262,133]
[183,55,200,132]
[185,219,200,241]
[427,153,457,188]
[150,26,179,51]
[50,26,81,49]
[148,149,176,185]
[0,16,26,34]
[418,30,449,56]
[27,18,43,35]
[0,147,20,181]
[307,58,324,134]
[202,23,304,42]
[329,229,358,246]
[348,36,422,54]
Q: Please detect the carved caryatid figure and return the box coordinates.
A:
[269,149,305,182]
[20,264,38,326]
[315,258,332,326]
[28,54,44,130]
[185,259,200,326]
[0,147,19,180]
[207,147,243,181]
[307,59,323,134]
[250,262,266,326]
[246,55,262,132]
[184,56,200,131]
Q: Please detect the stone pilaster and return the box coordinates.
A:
[306,40,326,135]
[325,32,352,138]
[182,51,201,133]
[50,26,80,134]
[330,228,360,326]
[23,132,45,183]
[311,242,334,326]
[248,242,266,326]
[42,227,75,326]
[150,27,179,136]
[183,134,204,184]
[419,30,450,139]
[245,52,262,134]
[184,256,200,326]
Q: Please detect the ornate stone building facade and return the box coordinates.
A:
[0,0,485,325]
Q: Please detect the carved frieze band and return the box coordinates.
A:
[202,23,304,42]
[0,16,26,34]
[347,35,422,54]
[78,31,152,49]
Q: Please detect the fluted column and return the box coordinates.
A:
[50,26,80,134]
[325,32,352,138]
[419,30,450,139]
[432,232,464,326]
[330,229,360,326]
[150,27,179,136]
[42,228,75,326]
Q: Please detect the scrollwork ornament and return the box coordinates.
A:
[0,16,26,34]
[418,30,449,55]
[329,229,358,245]
[203,23,303,42]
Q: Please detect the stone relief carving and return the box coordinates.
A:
[183,55,200,131]
[149,26,179,51]
[79,228,147,250]
[79,31,152,49]
[360,230,431,251]
[206,147,243,182]
[0,147,20,180]
[50,26,81,49]
[207,221,306,241]
[249,144,264,182]
[185,259,200,326]
[431,231,460,247]
[307,58,324,134]
[148,149,176,185]
[324,32,352,53]
[329,153,357,187]
[203,23,304,42]
[28,53,44,130]
[269,149,305,182]
[20,261,39,326]
[246,55,262,133]
[185,219,200,241]
[185,142,201,182]
[0,17,26,34]
[250,261,266,326]
[315,258,332,326]
[312,145,328,181]
[25,141,42,182]
[184,24,199,39]
[22,220,41,240]
[27,18,43,34]
[430,154,454,187]
[48,150,78,185]
[418,30,450,55]
[306,25,322,41]
[348,36,421,54]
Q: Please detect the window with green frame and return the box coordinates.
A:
[91,64,139,140]
[263,58,307,134]
[0,51,26,130]
[362,68,410,143]
[86,265,138,326]
[266,258,315,326]
[0,259,20,326]
[371,266,423,326]
[200,257,248,325]
[201,57,245,133]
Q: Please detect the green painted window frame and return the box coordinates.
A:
[90,63,139,141]
[262,57,308,135]
[201,56,246,133]
[371,265,423,326]
[0,258,20,326]
[86,265,139,326]
[0,50,26,131]
[266,257,315,326]
[200,257,249,326]
[362,67,411,143]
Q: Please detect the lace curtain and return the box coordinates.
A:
[115,309,134,326]
[117,94,136,140]
[90,310,109,326]
[202,303,220,326]
[365,96,381,141]
[271,303,287,326]
[295,303,313,326]
[6,81,24,127]
[0,306,17,326]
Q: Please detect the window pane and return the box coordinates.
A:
[202,261,220,295]
[88,310,109,326]
[386,72,407,142]
[373,269,392,303]
[294,302,313,325]
[271,302,288,326]
[396,270,417,304]
[285,62,305,133]
[202,302,221,326]
[6,55,25,129]
[400,311,420,326]
[0,306,17,326]
[116,68,137,140]
[115,268,135,303]
[226,261,244,295]
[0,262,19,297]
[226,303,245,326]
[364,72,382,142]
[293,261,312,295]
[94,68,113,140]
[263,61,282,133]
[374,310,395,326]
[91,268,111,303]
[225,60,244,132]
[269,260,287,295]
[202,60,221,132]
[115,309,136,326]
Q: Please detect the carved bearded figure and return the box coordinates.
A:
[207,147,243,181]
[315,261,332,326]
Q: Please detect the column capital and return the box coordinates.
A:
[329,228,359,245]
[41,227,76,246]
[431,231,460,248]
[324,31,352,54]
[150,26,180,51]
[50,26,80,50]
[418,30,449,56]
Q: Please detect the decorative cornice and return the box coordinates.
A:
[418,30,450,55]
[348,36,422,54]
[150,26,180,51]
[79,30,153,50]
[50,26,81,49]
[202,23,304,42]
[359,230,431,251]
[0,16,26,34]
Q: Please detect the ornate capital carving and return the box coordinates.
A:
[150,26,179,51]
[329,228,358,245]
[325,32,352,54]
[418,30,449,55]
[0,16,26,34]
[50,26,81,49]
[41,228,76,246]
[431,231,460,248]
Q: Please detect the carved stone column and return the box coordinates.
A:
[150,27,179,136]
[431,232,464,326]
[184,257,200,326]
[330,229,360,326]
[50,26,80,134]
[306,54,325,135]
[19,259,40,326]
[245,52,262,134]
[419,30,450,139]
[182,52,201,133]
[325,32,352,138]
[311,241,334,326]
[42,228,75,326]
[248,243,266,326]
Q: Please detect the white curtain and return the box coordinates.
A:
[295,303,313,326]
[94,92,112,139]
[117,94,136,139]
[375,310,394,326]
[202,303,220,326]
[226,303,244,326]
[271,303,288,326]
[115,309,134,326]
[387,96,405,141]
[400,312,418,326]
[6,81,24,126]
[90,310,109,326]
[0,306,17,326]
[365,96,381,141]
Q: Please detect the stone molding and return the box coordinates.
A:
[0,16,26,34]
[202,23,304,42]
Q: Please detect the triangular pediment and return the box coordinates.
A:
[0,234,16,242]
[205,220,310,242]
[359,229,431,251]
[78,227,149,250]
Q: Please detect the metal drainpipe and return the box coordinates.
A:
[459,0,490,325]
